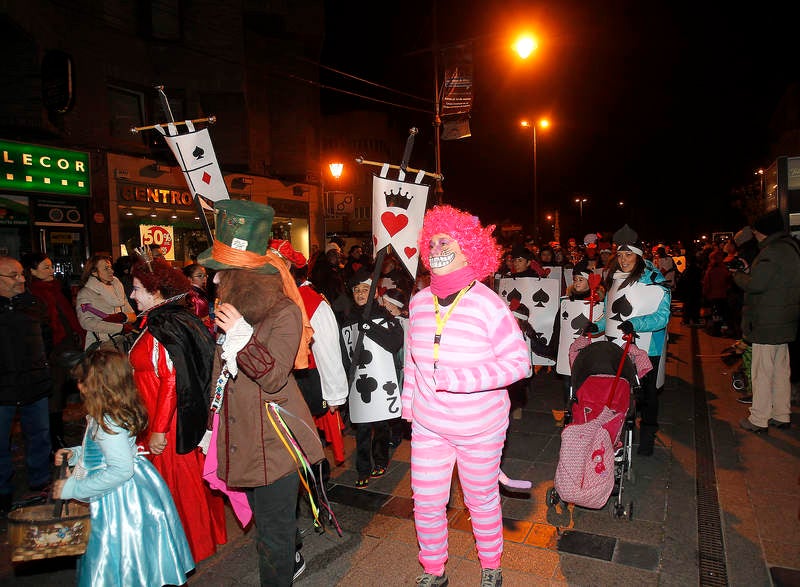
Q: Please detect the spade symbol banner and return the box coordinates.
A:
[604,279,667,352]
[159,125,230,202]
[371,175,429,280]
[341,321,401,423]
[556,299,605,375]
[498,276,559,366]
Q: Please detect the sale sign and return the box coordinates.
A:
[139,224,175,261]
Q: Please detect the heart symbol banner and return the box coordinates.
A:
[372,175,429,280]
[381,211,408,236]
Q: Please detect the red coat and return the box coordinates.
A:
[29,278,84,346]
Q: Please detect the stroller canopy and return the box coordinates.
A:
[571,340,639,393]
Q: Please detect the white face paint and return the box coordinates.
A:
[428,233,468,275]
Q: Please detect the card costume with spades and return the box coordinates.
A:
[197,200,325,586]
[602,224,671,456]
[401,205,531,584]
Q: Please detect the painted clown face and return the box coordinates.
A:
[428,233,468,275]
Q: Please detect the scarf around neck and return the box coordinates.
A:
[430,265,479,297]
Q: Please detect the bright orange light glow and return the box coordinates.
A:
[328,162,343,179]
[520,119,550,130]
[514,34,538,59]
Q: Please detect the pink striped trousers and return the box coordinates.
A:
[411,421,507,575]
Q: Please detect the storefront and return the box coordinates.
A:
[0,139,91,286]
[106,153,316,266]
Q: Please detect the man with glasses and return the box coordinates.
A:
[0,256,53,515]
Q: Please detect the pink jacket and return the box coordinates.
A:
[401,282,530,438]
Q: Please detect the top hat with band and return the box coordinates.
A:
[197,200,278,274]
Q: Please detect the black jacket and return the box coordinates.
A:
[0,291,53,405]
[146,302,215,454]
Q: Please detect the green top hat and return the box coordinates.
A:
[197,200,278,274]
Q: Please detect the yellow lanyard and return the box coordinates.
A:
[432,282,475,365]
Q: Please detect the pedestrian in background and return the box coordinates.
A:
[734,210,800,433]
[76,254,136,350]
[0,255,52,515]
[22,252,85,451]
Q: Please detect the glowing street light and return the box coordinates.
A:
[513,34,538,59]
[575,196,589,230]
[520,118,550,242]
[322,162,344,244]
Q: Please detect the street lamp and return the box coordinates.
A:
[755,168,765,198]
[520,118,549,243]
[321,162,344,246]
[430,23,540,205]
[575,196,588,230]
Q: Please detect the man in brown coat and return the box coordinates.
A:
[199,200,324,585]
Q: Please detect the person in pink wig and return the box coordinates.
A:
[401,205,531,587]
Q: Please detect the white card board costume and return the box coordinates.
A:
[341,320,401,424]
[497,276,559,366]
[556,299,605,375]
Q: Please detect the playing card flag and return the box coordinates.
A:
[371,167,429,278]
[156,120,230,204]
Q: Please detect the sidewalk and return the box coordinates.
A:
[2,317,798,586]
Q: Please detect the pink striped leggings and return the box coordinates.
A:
[410,422,507,575]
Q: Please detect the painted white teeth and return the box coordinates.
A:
[429,252,455,268]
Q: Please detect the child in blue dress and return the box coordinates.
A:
[52,349,194,587]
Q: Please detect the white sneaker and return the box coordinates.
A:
[292,550,306,582]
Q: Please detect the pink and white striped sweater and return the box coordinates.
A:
[401,282,531,437]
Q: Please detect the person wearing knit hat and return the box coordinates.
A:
[733,208,800,433]
[402,205,530,587]
[603,224,671,455]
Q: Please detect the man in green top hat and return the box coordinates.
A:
[198,199,324,584]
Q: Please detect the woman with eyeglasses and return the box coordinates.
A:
[182,263,214,334]
[75,254,136,350]
[22,252,85,451]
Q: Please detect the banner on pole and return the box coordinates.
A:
[156,121,230,203]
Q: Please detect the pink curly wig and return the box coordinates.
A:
[418,205,502,282]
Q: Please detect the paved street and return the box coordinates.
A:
[2,314,798,586]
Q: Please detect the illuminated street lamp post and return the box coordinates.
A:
[521,118,549,243]
[755,168,765,199]
[575,196,588,231]
[322,162,344,246]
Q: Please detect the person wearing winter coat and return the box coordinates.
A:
[198,200,324,585]
[734,210,800,433]
[603,225,671,456]
[75,254,136,350]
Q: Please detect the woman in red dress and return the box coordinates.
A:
[129,256,226,562]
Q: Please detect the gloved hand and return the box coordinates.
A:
[582,322,599,335]
[122,323,136,334]
[618,320,635,335]
[102,312,128,323]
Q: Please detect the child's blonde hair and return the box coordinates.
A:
[71,349,148,436]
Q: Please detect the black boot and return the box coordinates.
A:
[637,425,657,456]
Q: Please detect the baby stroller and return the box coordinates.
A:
[547,334,643,520]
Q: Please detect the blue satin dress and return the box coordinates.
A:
[60,416,195,586]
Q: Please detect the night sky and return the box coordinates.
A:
[321,0,797,245]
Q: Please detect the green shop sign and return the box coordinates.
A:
[1,140,90,197]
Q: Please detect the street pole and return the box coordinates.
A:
[432,3,444,206]
[532,124,538,244]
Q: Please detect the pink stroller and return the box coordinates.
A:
[547,334,647,520]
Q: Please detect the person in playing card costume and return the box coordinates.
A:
[602,224,671,456]
[401,205,530,587]
[340,268,404,488]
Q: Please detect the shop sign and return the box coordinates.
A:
[0,195,30,226]
[140,224,175,261]
[0,140,90,197]
[118,184,195,209]
[34,198,83,225]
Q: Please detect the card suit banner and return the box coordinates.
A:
[157,122,230,202]
[372,175,429,279]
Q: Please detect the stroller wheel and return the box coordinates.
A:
[547,487,560,507]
